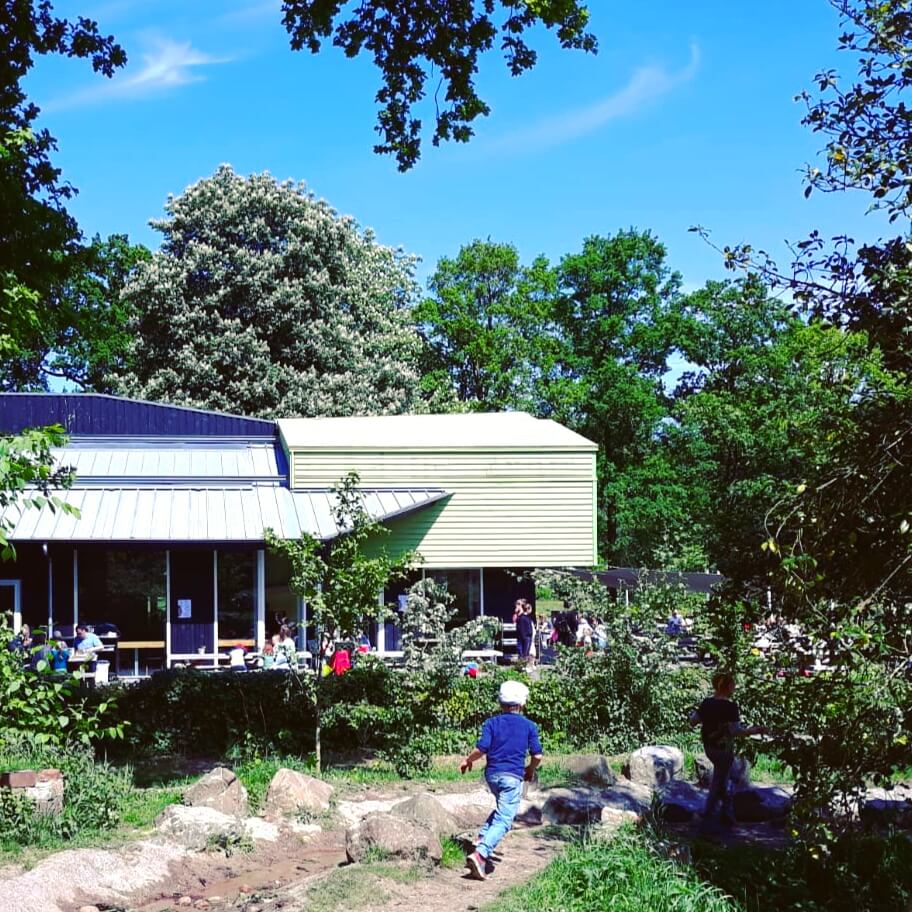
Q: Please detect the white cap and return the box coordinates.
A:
[499,680,529,706]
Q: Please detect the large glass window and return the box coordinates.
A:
[217,551,255,644]
[265,551,301,645]
[428,569,481,627]
[77,548,167,676]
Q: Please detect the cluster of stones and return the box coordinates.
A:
[522,747,793,828]
[154,766,329,850]
[0,769,64,816]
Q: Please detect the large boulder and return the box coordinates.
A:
[263,768,334,819]
[345,812,442,863]
[694,754,750,791]
[658,781,705,823]
[563,754,617,787]
[184,767,249,817]
[437,789,495,829]
[732,786,792,823]
[599,780,654,826]
[391,793,459,837]
[155,805,243,850]
[627,746,684,789]
[540,787,606,826]
[861,785,912,828]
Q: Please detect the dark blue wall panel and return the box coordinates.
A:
[0,394,275,437]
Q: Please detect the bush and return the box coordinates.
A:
[487,828,739,912]
[0,730,131,849]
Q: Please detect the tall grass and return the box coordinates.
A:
[486,828,741,912]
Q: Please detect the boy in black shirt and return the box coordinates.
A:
[691,671,766,829]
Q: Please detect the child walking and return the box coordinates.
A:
[460,680,543,881]
[691,671,767,830]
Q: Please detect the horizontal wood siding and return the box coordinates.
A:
[290,449,596,567]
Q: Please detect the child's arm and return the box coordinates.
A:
[524,752,543,781]
[460,748,485,774]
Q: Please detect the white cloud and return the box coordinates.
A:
[490,43,700,154]
[45,37,231,111]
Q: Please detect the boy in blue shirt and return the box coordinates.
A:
[460,680,543,881]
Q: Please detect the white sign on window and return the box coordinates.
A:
[177,598,192,619]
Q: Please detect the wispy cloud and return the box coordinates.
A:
[45,37,231,111]
[489,43,700,154]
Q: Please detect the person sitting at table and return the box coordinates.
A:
[51,639,70,673]
[8,623,31,656]
[229,643,247,672]
[275,625,297,667]
[27,631,54,671]
[666,610,685,637]
[261,641,276,669]
[74,624,103,653]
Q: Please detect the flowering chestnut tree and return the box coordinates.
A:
[112,165,423,419]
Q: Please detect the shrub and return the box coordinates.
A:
[0,730,131,848]
[487,828,739,912]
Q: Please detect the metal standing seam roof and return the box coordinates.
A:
[2,437,448,543]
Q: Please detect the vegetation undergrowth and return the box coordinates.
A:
[486,827,739,912]
[691,833,912,912]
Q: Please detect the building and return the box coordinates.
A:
[0,394,597,675]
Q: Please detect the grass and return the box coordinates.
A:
[692,834,912,912]
[486,828,741,912]
[440,836,465,869]
[303,862,425,912]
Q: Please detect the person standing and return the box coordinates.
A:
[515,599,534,661]
[460,681,543,880]
[691,671,767,830]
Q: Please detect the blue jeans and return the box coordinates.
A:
[477,773,524,860]
[704,748,734,820]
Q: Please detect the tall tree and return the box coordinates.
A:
[550,230,682,563]
[697,0,912,852]
[112,166,423,419]
[416,240,556,411]
[0,2,125,389]
[44,234,151,391]
[281,1,597,170]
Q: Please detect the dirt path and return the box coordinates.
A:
[276,826,570,912]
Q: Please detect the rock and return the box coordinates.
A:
[601,780,653,817]
[77,906,100,912]
[436,789,495,829]
[563,754,617,787]
[627,746,684,789]
[155,805,243,851]
[694,754,750,790]
[345,812,442,863]
[658,781,705,823]
[391,793,460,837]
[540,787,606,826]
[184,767,249,817]
[243,817,280,842]
[177,897,193,907]
[861,785,912,828]
[1,768,65,816]
[515,798,543,826]
[263,768,333,818]
[732,786,792,822]
[193,901,211,911]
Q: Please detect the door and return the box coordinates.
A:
[168,550,214,658]
[0,580,22,632]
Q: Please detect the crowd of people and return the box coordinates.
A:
[7,622,107,675]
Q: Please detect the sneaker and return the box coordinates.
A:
[484,856,496,875]
[465,851,487,881]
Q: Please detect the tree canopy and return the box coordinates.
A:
[0,2,125,389]
[111,165,424,419]
[281,0,597,170]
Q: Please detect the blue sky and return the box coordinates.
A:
[30,1,887,288]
